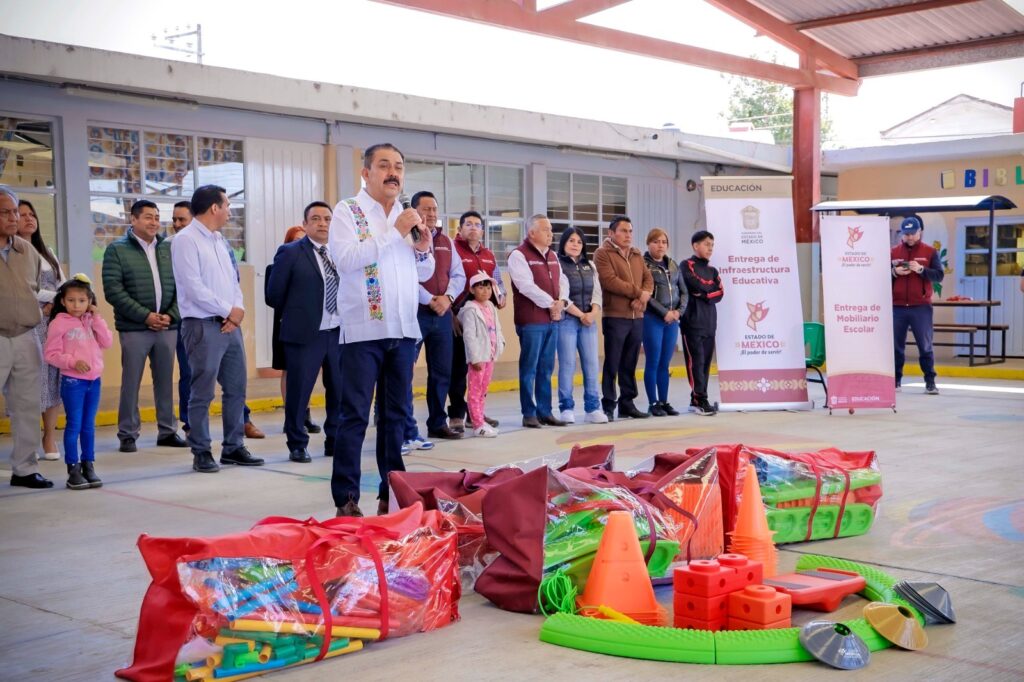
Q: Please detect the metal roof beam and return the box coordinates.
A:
[703,0,859,80]
[540,0,631,22]
[855,32,1024,76]
[374,0,859,94]
[793,0,982,32]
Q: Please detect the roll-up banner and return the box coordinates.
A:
[819,214,896,411]
[702,176,811,410]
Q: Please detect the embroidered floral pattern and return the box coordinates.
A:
[344,199,384,321]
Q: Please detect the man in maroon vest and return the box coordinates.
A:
[409,191,466,440]
[447,210,506,433]
[508,214,567,428]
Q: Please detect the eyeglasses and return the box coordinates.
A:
[0,208,19,218]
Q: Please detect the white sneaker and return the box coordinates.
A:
[474,424,499,438]
[400,442,411,455]
[404,436,435,451]
[585,410,609,424]
[559,410,576,424]
[40,451,61,461]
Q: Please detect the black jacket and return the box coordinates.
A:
[681,255,724,333]
[644,252,685,318]
[265,237,331,345]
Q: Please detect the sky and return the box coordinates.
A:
[2,0,1023,148]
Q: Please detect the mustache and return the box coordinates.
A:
[384,176,400,185]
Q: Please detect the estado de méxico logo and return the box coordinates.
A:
[746,300,769,331]
[846,226,863,249]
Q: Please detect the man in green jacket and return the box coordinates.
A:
[102,199,186,451]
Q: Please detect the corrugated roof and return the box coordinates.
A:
[754,0,1024,59]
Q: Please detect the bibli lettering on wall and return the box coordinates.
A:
[940,165,1024,189]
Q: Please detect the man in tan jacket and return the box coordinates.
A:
[594,216,653,421]
[0,185,53,488]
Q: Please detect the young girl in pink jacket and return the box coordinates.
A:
[43,275,113,490]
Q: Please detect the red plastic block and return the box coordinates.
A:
[726,614,791,631]
[673,554,763,598]
[673,614,726,632]
[673,592,729,621]
[764,568,866,612]
[727,585,792,625]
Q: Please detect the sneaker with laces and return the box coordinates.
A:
[404,436,435,451]
[662,402,680,416]
[648,402,667,417]
[925,381,939,395]
[693,400,716,417]
[559,409,576,424]
[474,424,499,438]
[584,410,609,424]
[400,442,412,455]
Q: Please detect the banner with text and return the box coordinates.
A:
[819,214,896,410]
[703,176,809,410]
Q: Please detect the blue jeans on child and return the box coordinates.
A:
[60,376,102,465]
[642,312,680,404]
[556,316,601,414]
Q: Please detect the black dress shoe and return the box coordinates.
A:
[119,438,137,453]
[522,416,542,428]
[192,452,220,473]
[289,448,312,463]
[220,447,265,466]
[157,433,188,448]
[619,403,650,419]
[304,419,322,434]
[427,426,463,440]
[538,415,567,427]
[10,472,54,489]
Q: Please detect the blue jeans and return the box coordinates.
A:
[556,316,600,413]
[893,305,935,382]
[516,322,557,419]
[180,319,247,456]
[333,338,416,506]
[642,312,680,403]
[60,376,101,464]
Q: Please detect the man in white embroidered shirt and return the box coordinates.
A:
[329,143,434,518]
[171,185,264,474]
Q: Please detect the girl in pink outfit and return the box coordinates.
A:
[457,273,506,437]
[43,275,113,490]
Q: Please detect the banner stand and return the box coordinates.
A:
[718,400,815,412]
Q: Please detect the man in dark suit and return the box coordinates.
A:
[265,201,342,463]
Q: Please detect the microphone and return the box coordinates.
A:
[399,193,421,242]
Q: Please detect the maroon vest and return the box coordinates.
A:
[453,235,498,307]
[420,229,454,297]
[511,239,560,326]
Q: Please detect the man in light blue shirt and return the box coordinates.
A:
[171,184,264,473]
[328,143,434,517]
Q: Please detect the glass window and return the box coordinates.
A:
[447,162,484,214]
[547,171,628,258]
[547,171,570,221]
[406,160,445,210]
[602,176,627,217]
[996,223,1024,250]
[88,126,141,194]
[964,224,989,251]
[0,117,56,190]
[487,166,523,219]
[487,219,522,264]
[89,125,245,260]
[572,174,600,222]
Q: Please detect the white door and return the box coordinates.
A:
[956,216,1024,357]
[244,139,325,367]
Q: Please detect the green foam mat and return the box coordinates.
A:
[767,503,875,544]
[795,554,924,625]
[539,612,715,664]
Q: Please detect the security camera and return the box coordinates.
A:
[651,133,659,140]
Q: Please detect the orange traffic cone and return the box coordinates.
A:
[578,510,666,624]
[727,464,778,577]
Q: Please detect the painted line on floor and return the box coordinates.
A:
[902,382,1024,394]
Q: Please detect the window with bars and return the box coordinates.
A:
[0,116,60,258]
[87,125,246,261]
[404,159,524,265]
[547,171,627,255]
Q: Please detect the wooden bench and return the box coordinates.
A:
[932,323,1009,366]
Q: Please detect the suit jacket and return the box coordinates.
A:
[265,237,332,345]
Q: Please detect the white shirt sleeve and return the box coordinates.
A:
[329,201,399,274]
[172,233,233,318]
[559,271,570,302]
[446,246,467,300]
[590,259,603,308]
[507,249,554,309]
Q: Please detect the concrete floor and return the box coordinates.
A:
[1,375,1022,681]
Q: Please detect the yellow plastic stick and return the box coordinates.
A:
[596,605,641,624]
[204,653,222,669]
[185,666,211,682]
[257,643,272,663]
[199,640,365,682]
[228,618,381,641]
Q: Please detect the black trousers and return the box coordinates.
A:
[682,329,715,403]
[282,328,342,453]
[601,317,643,413]
[447,330,469,420]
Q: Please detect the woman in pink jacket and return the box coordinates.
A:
[43,274,113,490]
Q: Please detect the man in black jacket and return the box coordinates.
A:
[265,202,342,463]
[681,230,723,416]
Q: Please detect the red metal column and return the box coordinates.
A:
[792,79,821,244]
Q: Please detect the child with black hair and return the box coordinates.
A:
[43,274,113,489]
[681,231,724,416]
[457,273,505,437]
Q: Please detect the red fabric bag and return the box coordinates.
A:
[115,504,459,682]
[388,444,615,587]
